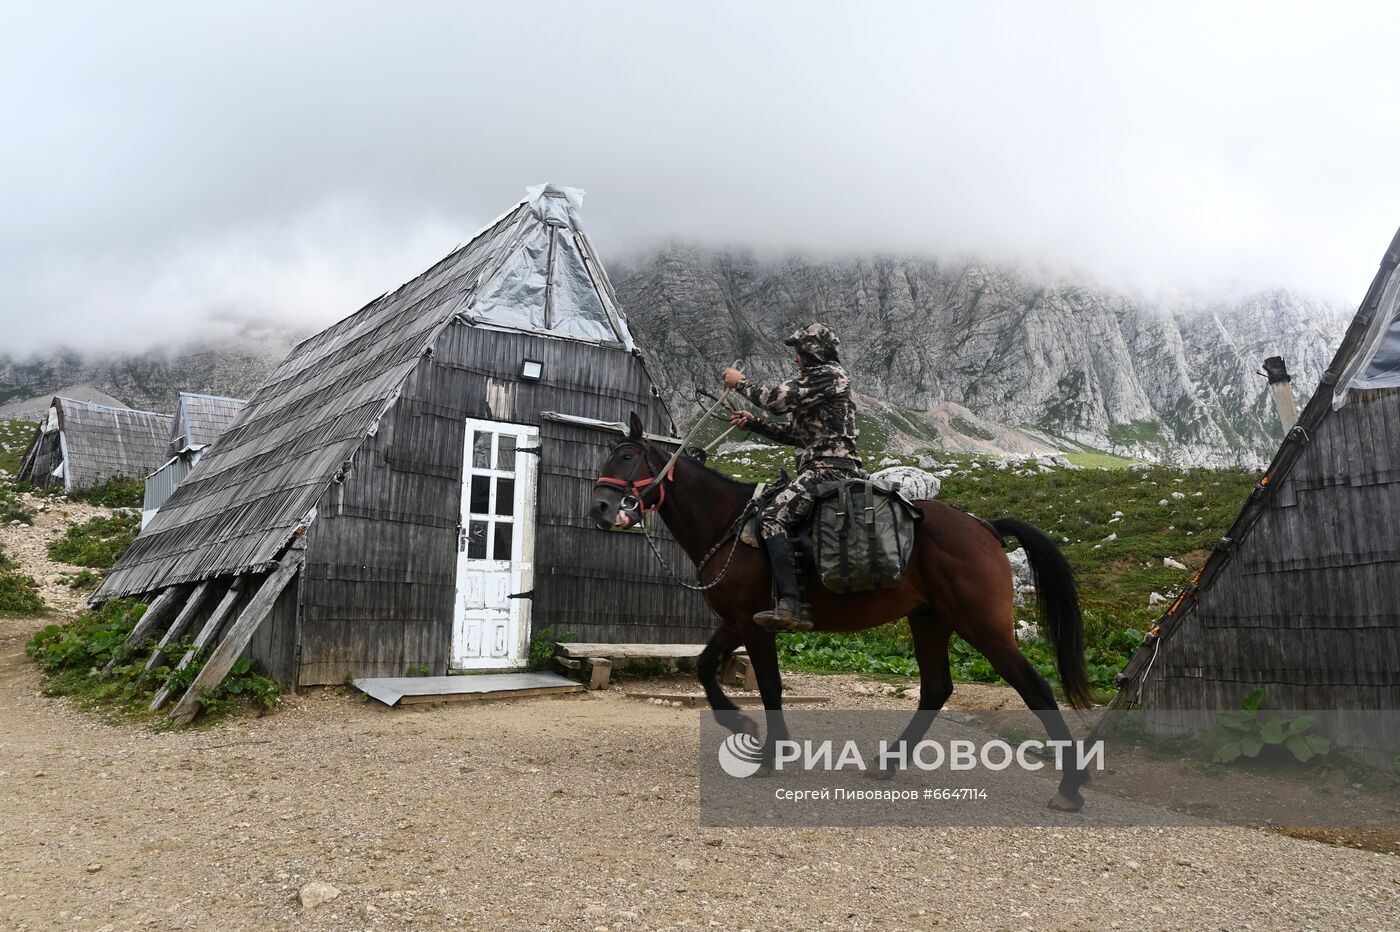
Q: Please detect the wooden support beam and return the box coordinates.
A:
[102,584,190,674]
[141,579,219,677]
[150,576,249,712]
[586,657,613,691]
[169,548,305,726]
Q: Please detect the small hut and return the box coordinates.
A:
[142,392,249,527]
[1113,226,1400,757]
[18,396,174,493]
[95,185,713,697]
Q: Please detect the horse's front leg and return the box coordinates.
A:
[742,628,791,768]
[696,623,743,714]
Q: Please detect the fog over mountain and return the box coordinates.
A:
[0,245,1348,467]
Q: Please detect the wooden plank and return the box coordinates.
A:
[141,580,218,676]
[168,548,305,725]
[102,584,190,673]
[556,642,747,661]
[150,576,250,712]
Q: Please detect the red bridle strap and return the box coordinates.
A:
[593,457,676,514]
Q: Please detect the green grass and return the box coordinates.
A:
[0,484,35,525]
[708,447,1258,696]
[0,541,45,616]
[1062,451,1135,470]
[0,419,36,476]
[67,475,144,509]
[25,599,278,723]
[47,512,140,569]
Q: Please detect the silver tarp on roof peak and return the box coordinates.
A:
[460,184,633,349]
[1336,258,1400,406]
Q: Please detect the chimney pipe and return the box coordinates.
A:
[1262,356,1298,432]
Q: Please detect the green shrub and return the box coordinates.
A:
[68,475,144,508]
[529,626,576,671]
[1209,688,1331,765]
[25,598,278,722]
[0,560,45,616]
[48,512,140,568]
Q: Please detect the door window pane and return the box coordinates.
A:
[467,520,487,559]
[495,477,515,515]
[497,434,516,472]
[473,432,492,469]
[470,476,490,514]
[493,522,513,560]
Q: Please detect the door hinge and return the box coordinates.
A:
[517,446,542,455]
[508,589,535,600]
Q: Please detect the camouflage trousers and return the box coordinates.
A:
[760,466,852,539]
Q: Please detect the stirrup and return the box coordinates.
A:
[753,603,813,632]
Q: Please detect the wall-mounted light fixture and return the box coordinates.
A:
[520,359,544,381]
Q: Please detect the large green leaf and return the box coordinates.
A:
[1241,688,1265,711]
[1240,734,1264,758]
[1213,741,1243,763]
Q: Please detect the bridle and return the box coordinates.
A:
[592,439,675,516]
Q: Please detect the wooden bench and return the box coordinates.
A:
[554,642,756,691]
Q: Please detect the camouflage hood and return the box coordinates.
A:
[784,323,840,362]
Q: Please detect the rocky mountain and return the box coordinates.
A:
[612,248,1350,465]
[1,249,1349,466]
[0,329,299,416]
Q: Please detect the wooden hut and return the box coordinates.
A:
[1113,227,1400,756]
[17,396,174,493]
[94,185,713,703]
[142,392,249,527]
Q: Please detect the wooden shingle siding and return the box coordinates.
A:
[287,325,709,685]
[1143,389,1400,711]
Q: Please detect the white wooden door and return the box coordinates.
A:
[452,418,537,669]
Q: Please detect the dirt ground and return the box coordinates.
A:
[1,494,1397,931]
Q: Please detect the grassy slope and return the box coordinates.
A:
[0,419,35,476]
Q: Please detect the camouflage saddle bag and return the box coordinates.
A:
[812,477,923,593]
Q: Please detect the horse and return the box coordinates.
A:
[590,412,1093,811]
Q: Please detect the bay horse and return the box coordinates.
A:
[591,413,1093,811]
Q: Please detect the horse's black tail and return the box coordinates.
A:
[990,517,1092,709]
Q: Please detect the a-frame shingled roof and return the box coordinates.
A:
[96,185,630,600]
[172,392,248,453]
[46,398,173,490]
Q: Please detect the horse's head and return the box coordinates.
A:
[591,412,668,530]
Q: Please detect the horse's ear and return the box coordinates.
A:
[628,412,644,440]
[606,439,618,451]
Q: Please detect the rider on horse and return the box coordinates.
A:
[722,323,863,633]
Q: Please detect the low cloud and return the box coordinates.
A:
[4,1,1399,355]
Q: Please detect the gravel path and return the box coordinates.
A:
[0,492,109,615]
[1,611,1396,931]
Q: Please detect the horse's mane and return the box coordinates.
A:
[679,450,757,494]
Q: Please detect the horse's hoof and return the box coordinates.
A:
[1047,791,1084,812]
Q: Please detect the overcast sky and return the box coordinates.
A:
[4,1,1399,355]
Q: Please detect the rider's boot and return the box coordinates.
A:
[753,533,813,632]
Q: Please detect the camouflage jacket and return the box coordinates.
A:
[735,362,862,473]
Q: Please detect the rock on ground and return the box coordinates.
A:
[871,465,941,501]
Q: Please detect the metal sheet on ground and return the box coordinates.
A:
[354,672,582,706]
